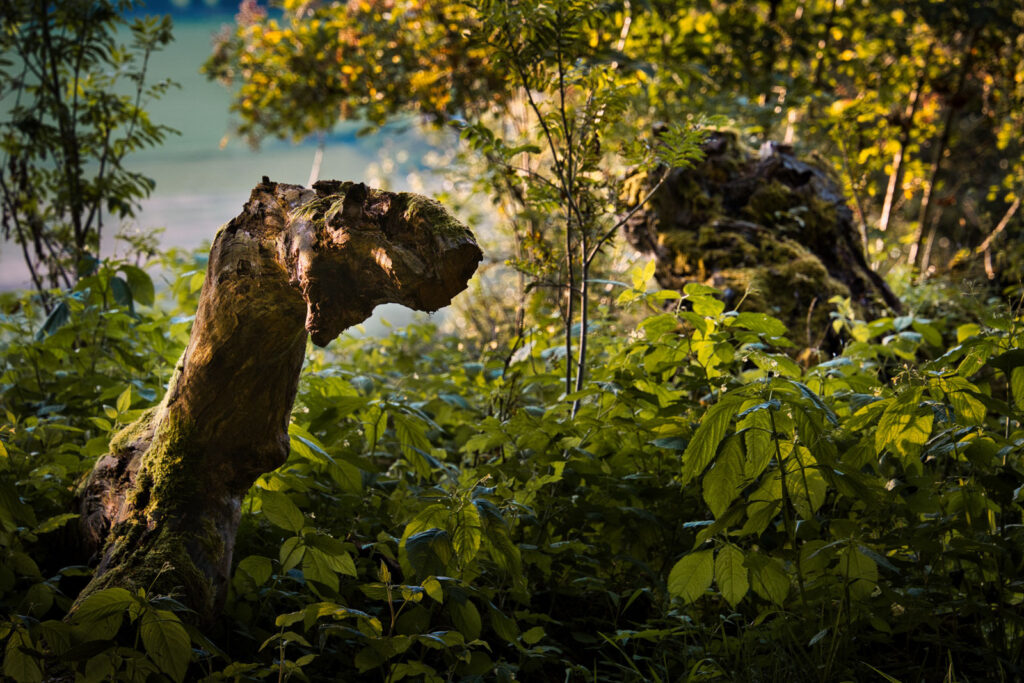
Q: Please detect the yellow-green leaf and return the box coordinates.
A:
[715,544,748,608]
[681,396,742,486]
[140,609,190,683]
[667,550,714,603]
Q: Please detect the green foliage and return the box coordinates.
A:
[0,0,177,297]
[6,254,1024,680]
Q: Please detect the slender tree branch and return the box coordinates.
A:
[586,171,669,266]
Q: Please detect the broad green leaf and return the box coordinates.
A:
[116,386,132,414]
[74,587,133,623]
[260,489,304,533]
[110,276,134,311]
[237,555,272,586]
[34,512,79,534]
[715,544,749,608]
[421,577,443,603]
[692,294,725,317]
[837,548,878,600]
[279,536,306,573]
[933,375,986,425]
[449,598,482,641]
[681,395,743,485]
[489,604,520,643]
[35,301,70,340]
[667,550,714,603]
[140,609,190,683]
[452,502,483,565]
[402,528,454,578]
[4,629,42,683]
[875,388,932,465]
[1012,367,1024,410]
[392,411,433,479]
[733,312,788,336]
[303,547,340,591]
[521,626,545,645]
[120,265,155,306]
[740,406,773,481]
[702,436,745,518]
[748,555,789,606]
[788,447,827,519]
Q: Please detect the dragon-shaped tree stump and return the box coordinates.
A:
[75,179,482,623]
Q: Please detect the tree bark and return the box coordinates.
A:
[624,132,901,349]
[74,179,481,622]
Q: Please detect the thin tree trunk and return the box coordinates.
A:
[879,75,923,234]
[75,179,481,623]
[976,195,1021,279]
[909,32,974,272]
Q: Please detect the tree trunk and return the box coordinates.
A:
[624,132,901,349]
[75,179,481,623]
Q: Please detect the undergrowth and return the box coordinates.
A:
[1,258,1023,682]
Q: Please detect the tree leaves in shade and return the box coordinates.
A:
[748,555,790,606]
[680,396,743,486]
[260,489,305,533]
[668,550,714,603]
[140,609,190,683]
[715,545,749,608]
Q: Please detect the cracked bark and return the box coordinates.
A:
[74,179,482,622]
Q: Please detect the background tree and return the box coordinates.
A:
[624,0,1024,283]
[0,0,175,303]
[207,0,707,410]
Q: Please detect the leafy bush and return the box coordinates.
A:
[1,259,1023,681]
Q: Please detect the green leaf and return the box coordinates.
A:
[303,547,340,592]
[116,386,132,414]
[837,548,877,600]
[450,598,482,641]
[392,411,433,479]
[1012,367,1024,410]
[34,513,79,534]
[120,264,155,306]
[715,545,749,608]
[421,577,443,603]
[748,555,789,606]
[260,489,305,533]
[732,312,788,336]
[875,388,932,465]
[140,609,190,683]
[4,629,42,683]
[237,555,273,586]
[452,503,483,565]
[681,396,742,485]
[109,276,134,312]
[488,604,520,643]
[279,536,306,573]
[35,301,70,340]
[74,587,133,623]
[667,550,714,603]
[702,436,744,518]
[521,626,545,646]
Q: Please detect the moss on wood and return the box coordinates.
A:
[625,132,901,347]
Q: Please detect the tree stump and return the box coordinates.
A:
[624,131,901,347]
[75,179,481,622]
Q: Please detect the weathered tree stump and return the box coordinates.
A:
[624,131,901,347]
[75,179,481,622]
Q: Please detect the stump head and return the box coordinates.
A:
[281,180,482,345]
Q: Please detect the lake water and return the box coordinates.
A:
[1,11,453,331]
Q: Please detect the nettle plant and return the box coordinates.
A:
[2,255,1023,681]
